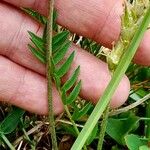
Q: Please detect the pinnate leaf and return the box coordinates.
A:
[52,31,69,53]
[62,66,80,92]
[55,51,75,78]
[28,31,45,54]
[72,103,93,121]
[65,81,81,105]
[28,44,46,64]
[53,41,71,65]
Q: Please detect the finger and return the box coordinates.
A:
[0,55,63,115]
[2,0,150,66]
[0,3,130,108]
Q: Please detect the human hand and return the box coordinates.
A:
[0,0,149,115]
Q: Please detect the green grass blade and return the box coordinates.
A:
[55,51,75,77]
[62,66,80,91]
[71,7,150,150]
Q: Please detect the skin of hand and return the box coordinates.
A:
[0,0,149,115]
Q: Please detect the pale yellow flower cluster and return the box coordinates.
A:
[107,0,149,73]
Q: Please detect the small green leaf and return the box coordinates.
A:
[28,44,46,64]
[52,31,70,53]
[0,108,25,134]
[65,81,81,105]
[72,103,93,121]
[106,115,139,145]
[28,31,45,54]
[55,51,75,77]
[22,8,47,24]
[125,134,146,150]
[62,66,80,91]
[54,74,61,88]
[53,41,71,65]
[53,10,58,31]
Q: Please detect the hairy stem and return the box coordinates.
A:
[59,87,87,150]
[46,0,58,149]
[97,105,110,150]
[64,105,80,135]
[64,106,87,150]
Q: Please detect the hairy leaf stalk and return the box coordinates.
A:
[46,0,58,149]
[97,105,110,150]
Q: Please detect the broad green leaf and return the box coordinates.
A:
[139,145,150,150]
[136,88,149,97]
[111,146,120,150]
[28,44,46,64]
[28,31,45,54]
[72,103,93,121]
[60,124,78,137]
[62,66,80,91]
[125,134,146,150]
[53,41,71,65]
[52,31,69,53]
[0,108,25,134]
[106,115,139,145]
[55,51,75,77]
[137,67,150,81]
[65,81,81,105]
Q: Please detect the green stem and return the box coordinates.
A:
[22,128,35,150]
[64,106,87,150]
[97,105,110,150]
[58,86,87,150]
[46,0,58,149]
[140,117,150,121]
[1,134,15,150]
[71,6,150,150]
[146,100,150,139]
[110,93,150,116]
[64,105,80,135]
